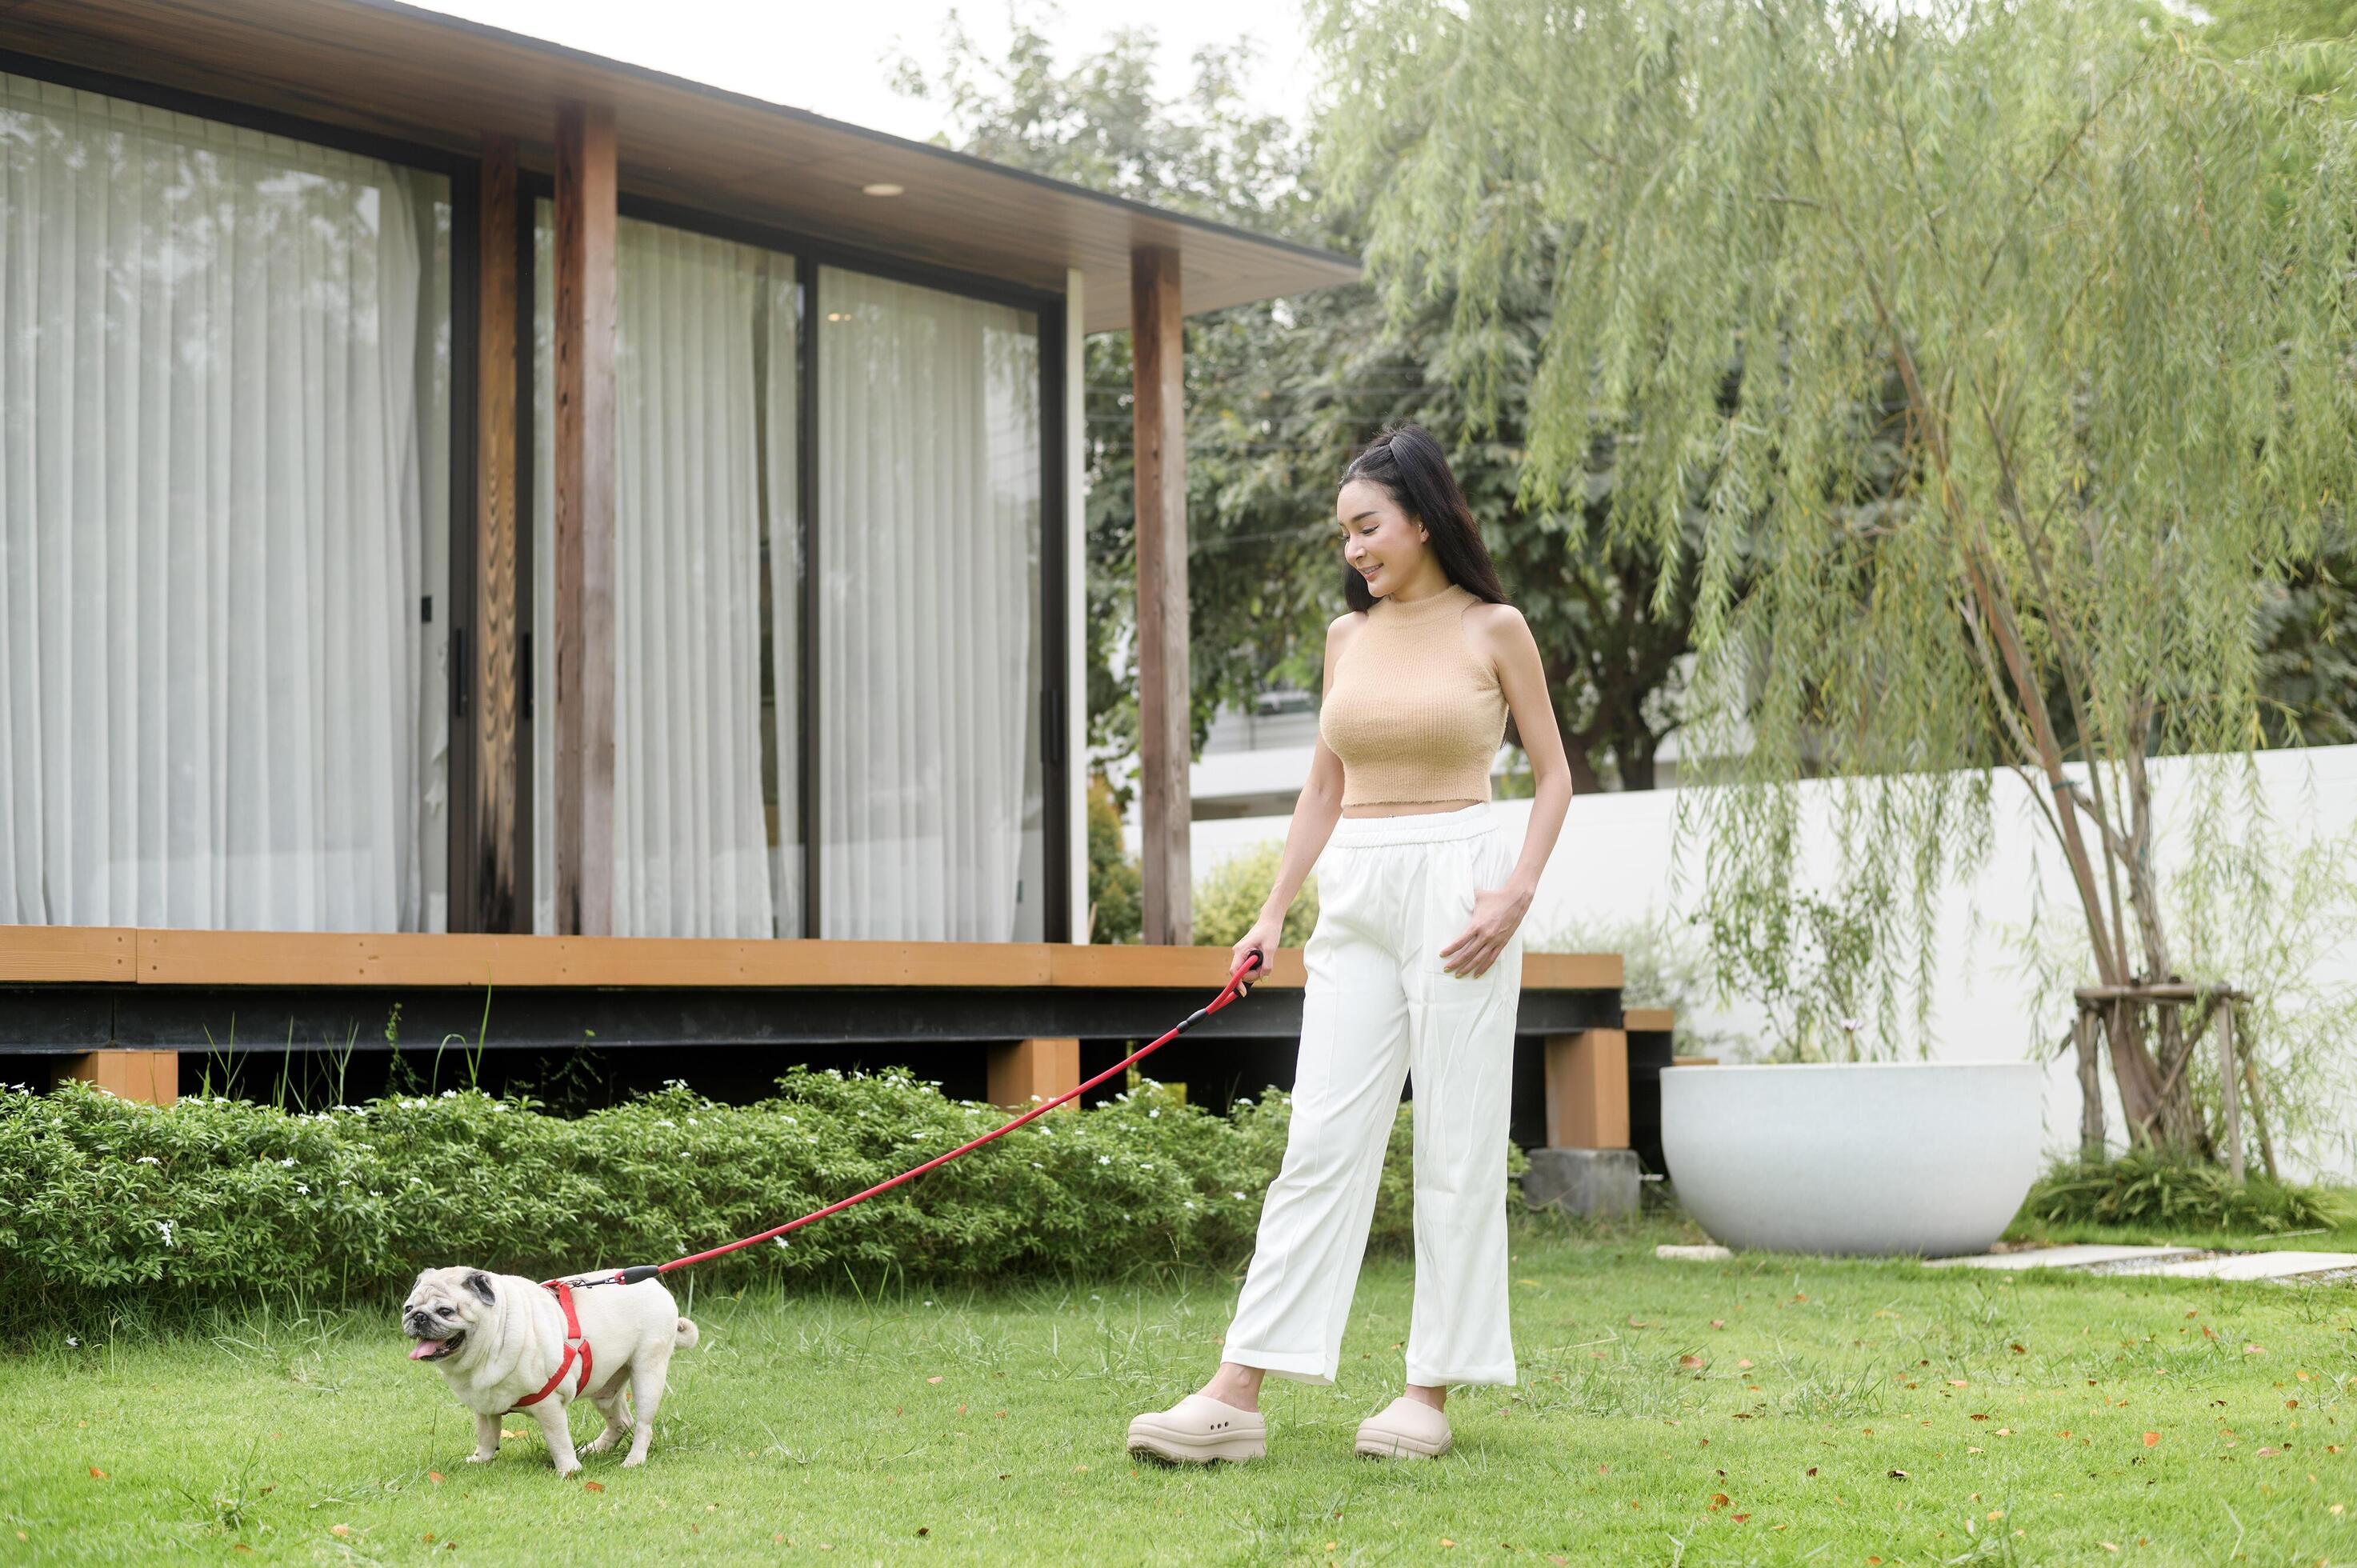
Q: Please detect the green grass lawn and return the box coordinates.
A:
[6,1214,2356,1564]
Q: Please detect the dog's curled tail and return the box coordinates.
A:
[675,1317,700,1350]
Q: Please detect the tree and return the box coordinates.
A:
[888,5,1705,801]
[1308,0,2357,1154]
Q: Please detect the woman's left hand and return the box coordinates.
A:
[1439,884,1531,979]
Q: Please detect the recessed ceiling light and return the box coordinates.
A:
[862,182,904,197]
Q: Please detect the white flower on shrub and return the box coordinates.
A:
[1148,1109,1160,1119]
[1030,1162,1043,1169]
[654,1119,676,1129]
[279,1158,296,1168]
[1098,1156,1111,1166]
[136,1155,160,1166]
[155,1221,175,1247]
[294,1184,309,1195]
[1231,1193,1247,1201]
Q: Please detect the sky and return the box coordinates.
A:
[409,0,1321,147]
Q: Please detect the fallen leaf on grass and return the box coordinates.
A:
[2259,1447,2280,1458]
[2246,1345,2267,1356]
[1738,1358,1754,1370]
[1733,1514,1751,1523]
[1708,1494,1729,1511]
[2101,1543,2119,1554]
[1711,1319,1724,1329]
[330,1526,351,1538]
[1628,1317,1651,1328]
[2144,1432,2161,1448]
[1948,1379,1969,1388]
[1888,1470,1910,1480]
[1680,1355,1706,1370]
[1439,1538,1456,1549]
[428,1471,444,1483]
[927,1376,943,1385]
[86,1467,104,1480]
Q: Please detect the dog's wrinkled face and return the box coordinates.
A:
[402,1267,498,1364]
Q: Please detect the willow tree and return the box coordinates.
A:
[1307,0,2357,1156]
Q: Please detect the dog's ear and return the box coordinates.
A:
[464,1271,497,1306]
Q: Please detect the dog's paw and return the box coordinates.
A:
[464,1452,496,1465]
[620,1453,647,1469]
[553,1460,583,1478]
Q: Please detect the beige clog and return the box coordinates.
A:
[1126,1393,1267,1465]
[1354,1395,1452,1459]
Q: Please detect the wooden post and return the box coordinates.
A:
[474,134,525,932]
[988,1038,1080,1111]
[1130,244,1191,946]
[1544,1029,1630,1150]
[2075,1006,2105,1162]
[66,1051,178,1107]
[2218,1002,2243,1183]
[552,102,618,936]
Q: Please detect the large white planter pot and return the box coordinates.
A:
[1660,1062,2046,1258]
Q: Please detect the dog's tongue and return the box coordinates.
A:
[410,1339,445,1360]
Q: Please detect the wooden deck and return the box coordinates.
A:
[1,928,1657,1153]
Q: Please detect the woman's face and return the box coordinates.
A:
[1335,478,1429,597]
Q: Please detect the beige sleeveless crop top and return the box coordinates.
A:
[1318,581,1509,808]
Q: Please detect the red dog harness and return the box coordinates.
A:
[509,1279,592,1411]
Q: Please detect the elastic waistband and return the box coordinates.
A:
[1328,800,1495,847]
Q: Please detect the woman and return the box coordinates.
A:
[1126,423,1572,1465]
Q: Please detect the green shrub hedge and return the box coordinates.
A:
[0,1071,1527,1310]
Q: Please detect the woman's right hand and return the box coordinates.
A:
[1231,916,1282,983]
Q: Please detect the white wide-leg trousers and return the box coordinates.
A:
[1221,801,1524,1390]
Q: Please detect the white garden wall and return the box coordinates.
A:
[1130,743,2357,1182]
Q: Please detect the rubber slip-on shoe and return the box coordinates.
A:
[1354,1395,1451,1459]
[1126,1393,1267,1465]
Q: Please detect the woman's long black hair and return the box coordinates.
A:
[1337,423,1512,614]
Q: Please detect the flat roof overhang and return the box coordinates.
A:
[0,0,1362,334]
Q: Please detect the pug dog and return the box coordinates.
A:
[403,1266,699,1474]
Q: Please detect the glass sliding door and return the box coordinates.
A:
[816,266,1043,942]
[0,71,451,931]
[531,208,800,937]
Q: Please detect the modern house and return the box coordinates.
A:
[0,0,1650,1186]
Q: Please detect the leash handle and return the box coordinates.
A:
[585,952,1266,1286]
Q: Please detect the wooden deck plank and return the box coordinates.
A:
[0,926,135,982]
[0,928,1623,993]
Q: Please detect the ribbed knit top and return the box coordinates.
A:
[1319,581,1507,808]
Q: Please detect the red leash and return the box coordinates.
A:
[565,951,1265,1290]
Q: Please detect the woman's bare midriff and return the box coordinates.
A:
[1340,799,1483,818]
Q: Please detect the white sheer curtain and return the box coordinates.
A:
[817,267,1040,941]
[533,213,794,937]
[0,72,449,931]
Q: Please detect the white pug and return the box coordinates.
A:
[402,1265,699,1474]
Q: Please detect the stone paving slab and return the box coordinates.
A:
[2139,1250,2357,1282]
[1923,1243,2201,1271]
